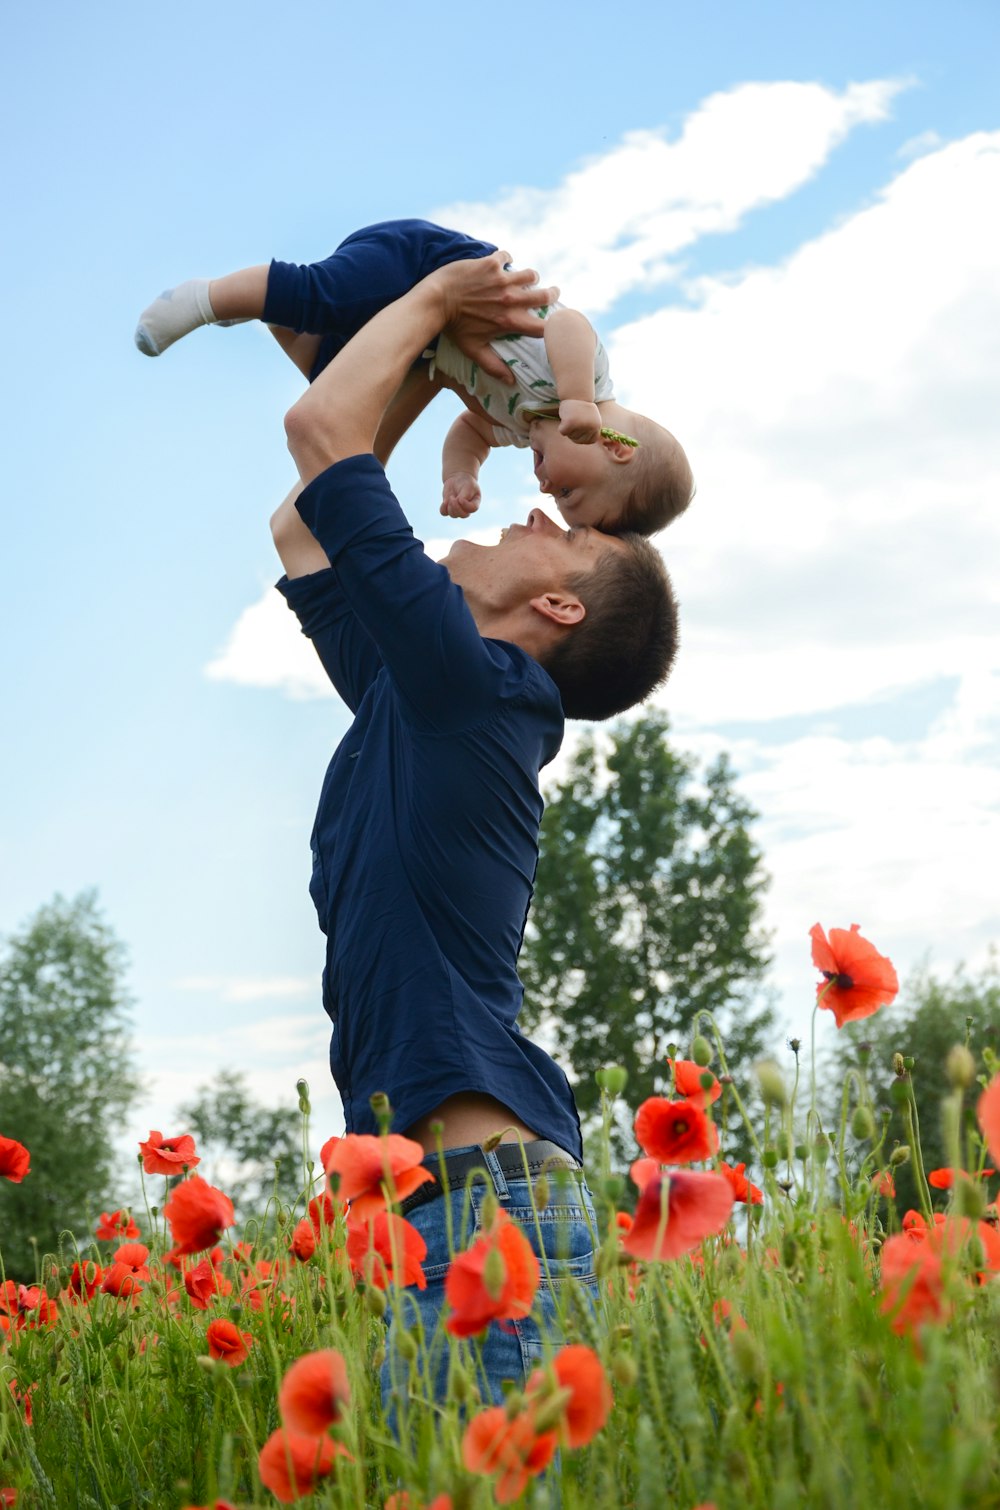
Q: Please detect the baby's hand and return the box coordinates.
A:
[558,399,602,444]
[440,472,482,518]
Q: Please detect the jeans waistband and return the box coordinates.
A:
[398,1138,580,1217]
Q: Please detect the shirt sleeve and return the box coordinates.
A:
[293,454,526,731]
[275,566,384,714]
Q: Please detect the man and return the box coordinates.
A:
[271,250,678,1404]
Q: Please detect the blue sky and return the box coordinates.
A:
[3,1,999,1170]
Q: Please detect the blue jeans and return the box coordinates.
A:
[380,1147,599,1418]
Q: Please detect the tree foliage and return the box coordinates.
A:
[837,955,1000,1213]
[176,1069,304,1223]
[519,714,774,1157]
[0,892,139,1279]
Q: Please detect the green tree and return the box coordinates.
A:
[0,892,139,1279]
[519,713,774,1160]
[837,956,1000,1214]
[176,1069,304,1224]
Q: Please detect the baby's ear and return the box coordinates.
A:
[601,435,637,464]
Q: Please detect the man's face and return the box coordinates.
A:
[442,508,624,616]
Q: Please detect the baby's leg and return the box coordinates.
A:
[135,265,269,357]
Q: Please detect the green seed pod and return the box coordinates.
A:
[533,1175,550,1212]
[602,1174,625,1203]
[892,1053,906,1077]
[395,1328,419,1362]
[364,1285,387,1318]
[946,1044,977,1091]
[813,1132,831,1163]
[956,1178,986,1220]
[762,1148,779,1170]
[775,1131,791,1161]
[851,1106,876,1140]
[595,1065,629,1096]
[903,1056,915,1071]
[890,1079,912,1106]
[889,1144,911,1167]
[692,1035,712,1067]
[296,1078,311,1114]
[611,1353,639,1388]
[794,1144,809,1162]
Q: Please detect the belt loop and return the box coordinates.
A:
[483,1147,510,1201]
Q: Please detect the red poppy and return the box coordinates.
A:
[3,1284,58,1329]
[8,1380,34,1426]
[184,1257,230,1309]
[139,1129,201,1175]
[635,1097,718,1164]
[95,1209,140,1241]
[928,1168,954,1190]
[871,1170,896,1198]
[278,1348,351,1436]
[345,1210,427,1290]
[308,1192,339,1236]
[257,1429,348,1504]
[163,1175,235,1255]
[622,1170,734,1262]
[206,1318,252,1367]
[289,1219,317,1263]
[324,1133,434,1220]
[718,1160,764,1205]
[629,1157,660,1193]
[68,1261,103,1301]
[462,1406,557,1505]
[0,1491,16,1507]
[525,1344,612,1448]
[669,1060,722,1106]
[809,923,899,1027]
[879,1232,949,1333]
[977,1075,1000,1167]
[445,1211,540,1336]
[0,1136,30,1184]
[180,1502,239,1510]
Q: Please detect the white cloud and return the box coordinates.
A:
[174,974,316,1002]
[205,585,332,698]
[432,79,905,313]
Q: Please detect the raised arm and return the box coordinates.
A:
[439,408,494,518]
[542,306,602,444]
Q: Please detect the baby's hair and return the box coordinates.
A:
[612,416,695,536]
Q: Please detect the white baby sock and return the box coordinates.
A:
[134,279,219,356]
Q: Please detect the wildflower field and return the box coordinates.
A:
[4,925,1000,1509]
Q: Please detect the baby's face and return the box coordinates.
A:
[528,419,626,531]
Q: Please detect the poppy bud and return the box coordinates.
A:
[533,1176,550,1212]
[851,1107,876,1140]
[603,1174,625,1202]
[956,1179,986,1220]
[813,1133,831,1163]
[893,1053,906,1077]
[729,1328,763,1382]
[595,1066,629,1096]
[195,1355,217,1372]
[611,1353,639,1387]
[762,1149,779,1169]
[481,1192,499,1228]
[946,1045,976,1091]
[754,1060,787,1107]
[482,1245,508,1302]
[692,1035,712,1067]
[890,1080,912,1107]
[296,1079,311,1114]
[889,1144,911,1167]
[775,1132,791,1161]
[364,1286,387,1318]
[369,1092,392,1130]
[450,1364,474,1402]
[395,1328,419,1362]
[903,1056,915,1071]
[794,1144,809,1162]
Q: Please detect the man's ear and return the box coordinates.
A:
[529,591,586,627]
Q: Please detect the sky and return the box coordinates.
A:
[2,1,999,1175]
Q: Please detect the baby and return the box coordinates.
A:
[135,219,693,535]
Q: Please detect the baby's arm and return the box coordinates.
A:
[440,408,496,517]
[543,307,602,444]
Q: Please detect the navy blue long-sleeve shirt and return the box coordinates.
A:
[276,454,583,1161]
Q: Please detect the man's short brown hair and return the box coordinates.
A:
[541,533,678,721]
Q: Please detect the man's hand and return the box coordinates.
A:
[440,472,482,518]
[434,251,558,385]
[558,398,602,444]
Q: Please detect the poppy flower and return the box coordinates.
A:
[346,1210,427,1290]
[462,1406,557,1505]
[809,923,899,1028]
[871,1170,896,1199]
[163,1175,235,1255]
[977,1075,1000,1167]
[206,1318,252,1367]
[324,1133,434,1220]
[928,1168,955,1190]
[0,1136,30,1183]
[139,1130,200,1175]
[180,1502,239,1510]
[257,1429,348,1504]
[384,1498,452,1510]
[68,1261,103,1300]
[718,1160,764,1205]
[879,1232,949,1333]
[635,1097,718,1165]
[525,1344,612,1447]
[95,1209,140,1241]
[445,1211,540,1337]
[308,1192,339,1236]
[289,1219,317,1263]
[669,1060,722,1106]
[8,1380,34,1426]
[184,1257,230,1309]
[622,1170,734,1262]
[278,1348,351,1436]
[5,1285,57,1329]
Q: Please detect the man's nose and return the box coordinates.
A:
[526,508,561,535]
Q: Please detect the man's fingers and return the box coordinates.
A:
[474,346,518,384]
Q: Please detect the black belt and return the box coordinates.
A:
[398,1138,580,1217]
